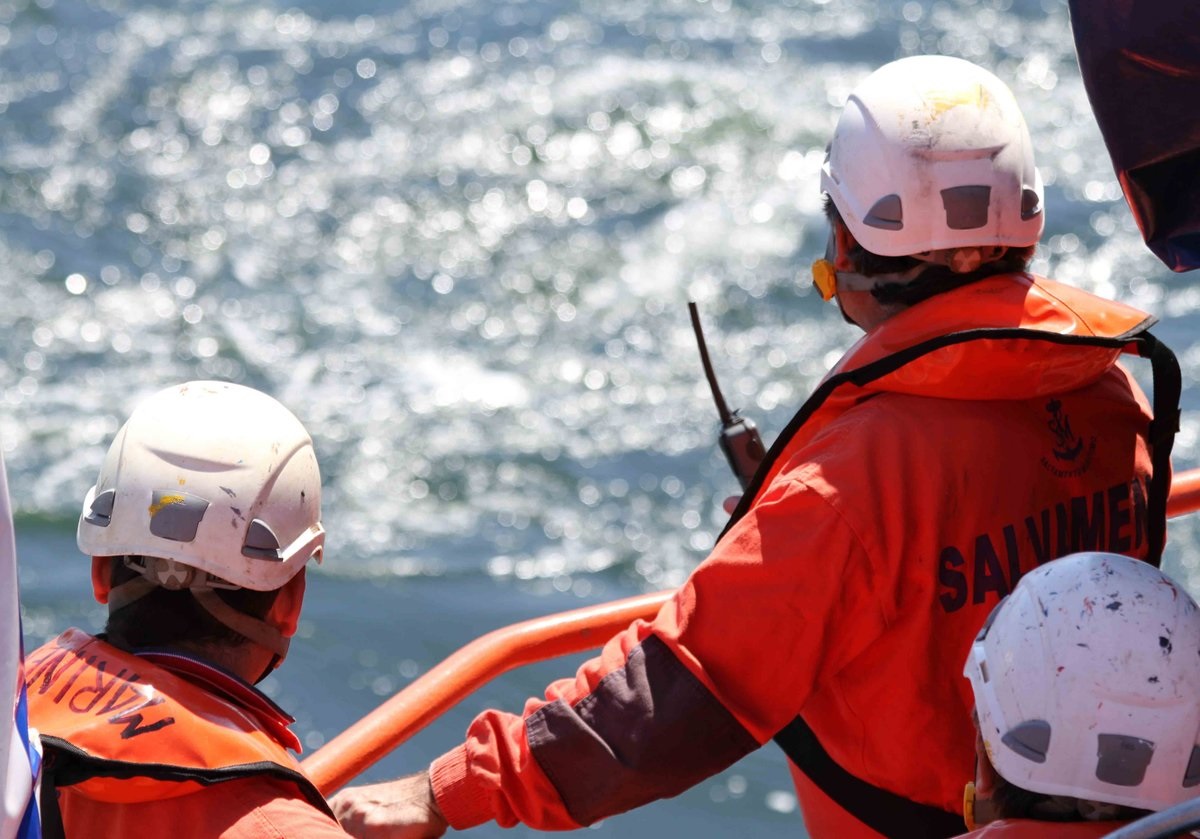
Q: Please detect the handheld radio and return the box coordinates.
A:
[688,302,766,489]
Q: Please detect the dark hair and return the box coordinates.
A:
[103,557,279,651]
[989,773,1150,824]
[822,197,1036,307]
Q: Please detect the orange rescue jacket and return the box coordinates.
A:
[25,629,334,826]
[745,273,1179,836]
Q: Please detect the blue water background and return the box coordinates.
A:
[5,0,1200,835]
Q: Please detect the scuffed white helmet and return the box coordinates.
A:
[78,381,324,592]
[965,552,1200,812]
[822,55,1044,257]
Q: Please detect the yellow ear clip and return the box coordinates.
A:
[811,258,837,301]
[962,781,977,832]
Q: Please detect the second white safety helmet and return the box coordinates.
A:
[77,381,324,592]
[965,552,1200,812]
[821,55,1044,257]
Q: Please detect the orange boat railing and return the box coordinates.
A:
[1168,467,1200,520]
[302,466,1200,794]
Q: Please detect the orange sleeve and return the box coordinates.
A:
[430,472,889,829]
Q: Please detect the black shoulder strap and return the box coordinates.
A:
[773,716,965,838]
[1138,330,1181,567]
[39,748,67,839]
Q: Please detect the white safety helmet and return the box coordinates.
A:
[78,381,324,593]
[965,552,1200,812]
[822,55,1044,257]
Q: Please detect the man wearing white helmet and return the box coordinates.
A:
[24,381,351,838]
[960,551,1200,835]
[332,56,1179,839]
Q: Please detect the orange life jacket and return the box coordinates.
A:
[721,272,1179,838]
[24,629,332,817]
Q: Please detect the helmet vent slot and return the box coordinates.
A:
[1184,746,1200,788]
[863,194,903,230]
[84,489,116,527]
[940,185,991,230]
[1001,720,1051,764]
[148,490,209,543]
[243,519,283,561]
[1020,187,1042,220]
[1095,734,1155,787]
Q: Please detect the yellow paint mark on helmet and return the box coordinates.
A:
[149,494,186,516]
[922,83,991,118]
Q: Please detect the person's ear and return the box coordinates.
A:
[974,726,1002,796]
[968,718,1002,827]
[266,567,307,637]
[91,557,113,604]
[833,220,858,271]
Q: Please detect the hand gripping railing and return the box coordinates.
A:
[302,467,1200,794]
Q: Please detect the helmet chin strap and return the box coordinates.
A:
[190,589,290,659]
[913,245,1008,274]
[191,589,288,685]
[833,264,928,327]
[109,557,291,665]
[832,264,927,293]
[106,575,160,612]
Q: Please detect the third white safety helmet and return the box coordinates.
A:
[821,55,1044,258]
[965,552,1200,812]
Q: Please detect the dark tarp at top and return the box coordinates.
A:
[1069,0,1200,272]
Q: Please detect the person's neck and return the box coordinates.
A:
[112,636,271,684]
[837,286,907,332]
[187,640,275,684]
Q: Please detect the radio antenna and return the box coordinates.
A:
[687,302,766,489]
[689,302,735,427]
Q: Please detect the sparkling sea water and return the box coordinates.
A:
[4,0,1199,835]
